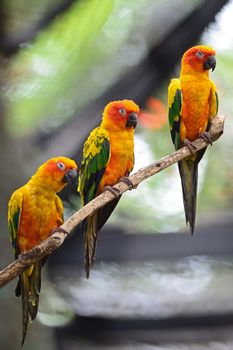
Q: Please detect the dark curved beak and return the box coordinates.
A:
[204,55,216,71]
[62,168,77,184]
[126,112,138,128]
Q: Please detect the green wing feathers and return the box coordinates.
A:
[8,191,42,346]
[8,190,23,259]
[168,78,182,150]
[78,127,110,205]
[78,127,111,278]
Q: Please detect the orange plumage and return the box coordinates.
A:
[8,157,77,345]
[78,99,139,277]
[168,45,218,234]
[179,45,217,142]
[98,100,138,191]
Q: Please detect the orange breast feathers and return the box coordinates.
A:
[18,189,63,252]
[98,127,135,192]
[179,45,217,143]
[10,156,78,253]
[180,76,212,142]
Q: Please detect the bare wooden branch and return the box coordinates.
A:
[37,0,228,159]
[0,115,225,288]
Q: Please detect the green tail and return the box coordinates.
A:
[84,212,98,279]
[178,146,207,234]
[178,158,198,235]
[16,261,42,346]
[84,197,120,278]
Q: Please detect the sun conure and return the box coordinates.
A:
[78,99,139,278]
[8,157,77,345]
[168,45,218,234]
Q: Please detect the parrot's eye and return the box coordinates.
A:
[57,162,66,171]
[195,51,204,58]
[119,108,126,116]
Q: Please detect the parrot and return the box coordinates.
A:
[78,99,139,278]
[8,157,77,345]
[168,45,218,234]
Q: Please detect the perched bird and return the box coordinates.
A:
[8,157,77,345]
[168,45,218,234]
[78,99,139,278]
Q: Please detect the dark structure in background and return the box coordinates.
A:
[45,2,231,348]
[1,0,231,349]
[49,216,233,348]
[36,0,229,166]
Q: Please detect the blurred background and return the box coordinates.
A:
[1,0,233,349]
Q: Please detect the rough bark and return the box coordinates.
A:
[0,114,225,289]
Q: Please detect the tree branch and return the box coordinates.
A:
[0,115,225,288]
[37,0,229,159]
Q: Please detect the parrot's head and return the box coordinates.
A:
[33,157,78,192]
[181,45,216,74]
[102,99,139,131]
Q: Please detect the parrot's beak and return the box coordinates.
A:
[63,168,77,184]
[204,55,216,71]
[126,113,138,128]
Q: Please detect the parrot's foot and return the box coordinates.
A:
[103,185,121,197]
[199,132,212,145]
[51,227,69,237]
[118,176,136,190]
[184,139,197,155]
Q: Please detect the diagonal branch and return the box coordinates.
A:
[37,0,229,159]
[0,115,225,289]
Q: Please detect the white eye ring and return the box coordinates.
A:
[119,108,126,116]
[57,162,66,170]
[196,51,204,58]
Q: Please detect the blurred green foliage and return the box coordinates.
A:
[4,0,233,233]
[6,0,202,134]
[7,0,114,132]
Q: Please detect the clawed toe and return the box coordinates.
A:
[184,139,197,155]
[51,227,69,237]
[118,176,135,190]
[103,185,121,197]
[199,132,212,145]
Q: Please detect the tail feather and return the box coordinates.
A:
[19,262,42,346]
[83,197,120,278]
[21,271,30,346]
[28,262,42,321]
[15,277,21,297]
[84,213,98,279]
[178,158,198,235]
